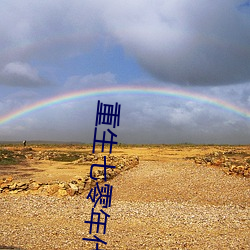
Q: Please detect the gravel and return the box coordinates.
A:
[0,160,249,249]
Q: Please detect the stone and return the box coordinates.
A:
[236,166,245,174]
[9,183,17,190]
[204,156,212,163]
[16,182,27,187]
[84,179,92,190]
[243,170,250,177]
[47,184,59,195]
[9,190,19,194]
[20,184,28,190]
[29,182,41,190]
[74,176,83,181]
[224,162,232,168]
[0,153,140,196]
[25,154,33,159]
[58,182,67,189]
[98,175,105,180]
[6,176,13,182]
[0,183,9,189]
[195,158,203,164]
[86,154,95,161]
[69,183,78,192]
[67,188,75,196]
[78,184,84,194]
[58,189,68,196]
[90,180,97,188]
[16,182,28,190]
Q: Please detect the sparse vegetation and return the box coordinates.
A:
[0,149,20,165]
[52,153,81,162]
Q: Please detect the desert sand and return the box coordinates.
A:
[0,144,249,249]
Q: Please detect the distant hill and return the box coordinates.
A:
[0,140,85,145]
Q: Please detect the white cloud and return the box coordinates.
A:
[0,62,48,87]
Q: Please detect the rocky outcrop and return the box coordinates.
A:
[193,151,250,177]
[0,154,139,196]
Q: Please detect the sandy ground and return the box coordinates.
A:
[0,145,249,249]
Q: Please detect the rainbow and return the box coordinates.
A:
[0,86,249,125]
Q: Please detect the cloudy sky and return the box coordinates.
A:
[0,0,250,144]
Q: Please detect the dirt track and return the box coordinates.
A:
[0,150,249,249]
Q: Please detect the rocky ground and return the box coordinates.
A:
[0,145,249,249]
[193,150,250,177]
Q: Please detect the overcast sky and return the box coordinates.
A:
[0,0,249,144]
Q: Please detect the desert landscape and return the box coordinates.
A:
[1,1,250,250]
[0,143,249,249]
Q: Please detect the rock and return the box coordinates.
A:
[67,188,75,196]
[9,190,19,194]
[6,176,13,182]
[90,180,97,188]
[84,179,92,190]
[214,152,220,157]
[69,183,78,192]
[195,158,203,164]
[78,184,84,194]
[46,184,59,195]
[0,153,140,196]
[74,176,83,182]
[86,154,95,161]
[224,162,232,168]
[20,184,28,190]
[58,182,67,189]
[58,189,68,196]
[243,170,250,177]
[235,165,245,174]
[0,183,9,189]
[29,182,41,190]
[204,156,212,163]
[8,183,17,190]
[16,182,28,190]
[211,158,223,166]
[25,154,33,159]
[230,165,237,172]
[16,182,26,187]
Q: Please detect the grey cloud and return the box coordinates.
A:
[193,83,250,112]
[117,82,250,143]
[101,0,250,85]
[0,0,102,67]
[64,72,117,90]
[2,1,250,86]
[0,79,249,144]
